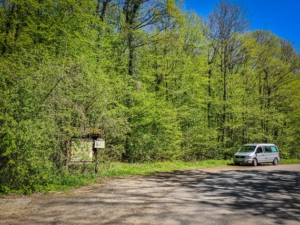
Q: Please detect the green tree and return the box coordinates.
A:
[205,0,249,151]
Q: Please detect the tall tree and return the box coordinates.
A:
[206,0,249,148]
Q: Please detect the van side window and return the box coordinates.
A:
[264,146,272,153]
[256,147,263,153]
[271,146,278,152]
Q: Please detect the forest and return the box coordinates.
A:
[0,0,300,192]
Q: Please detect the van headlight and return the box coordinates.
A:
[245,156,252,159]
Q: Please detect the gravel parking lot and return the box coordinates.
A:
[1,164,299,225]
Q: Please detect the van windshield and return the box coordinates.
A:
[238,146,256,152]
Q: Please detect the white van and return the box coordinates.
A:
[234,143,280,166]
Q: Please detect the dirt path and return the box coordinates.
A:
[1,164,299,225]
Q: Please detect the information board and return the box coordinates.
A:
[94,139,105,148]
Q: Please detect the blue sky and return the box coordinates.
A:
[184,0,300,50]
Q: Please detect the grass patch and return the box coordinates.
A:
[96,159,232,177]
[43,173,98,193]
[280,158,300,164]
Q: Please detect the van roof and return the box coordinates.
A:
[243,143,276,146]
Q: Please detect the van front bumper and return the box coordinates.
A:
[234,159,253,164]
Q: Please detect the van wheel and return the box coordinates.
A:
[252,159,258,167]
[273,158,278,165]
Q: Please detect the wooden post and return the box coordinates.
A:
[65,140,71,171]
[94,146,98,174]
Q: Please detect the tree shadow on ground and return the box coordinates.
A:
[148,168,300,225]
